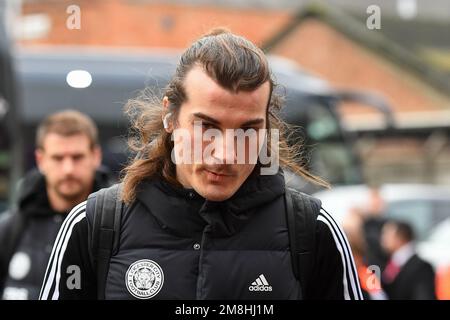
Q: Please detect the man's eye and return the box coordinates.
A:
[52,156,63,162]
[201,123,215,130]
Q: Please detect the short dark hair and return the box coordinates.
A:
[389,220,415,242]
[36,110,99,149]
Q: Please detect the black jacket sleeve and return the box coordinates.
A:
[0,211,13,288]
[307,208,364,300]
[39,201,97,300]
[412,262,436,300]
[0,210,24,291]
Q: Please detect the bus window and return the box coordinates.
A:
[305,101,361,185]
[281,90,362,192]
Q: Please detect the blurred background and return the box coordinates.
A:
[0,0,449,299]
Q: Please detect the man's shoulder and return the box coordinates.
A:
[66,201,88,222]
[285,187,322,210]
[407,254,435,273]
[86,182,122,209]
[0,209,20,233]
[0,210,13,225]
[85,183,125,227]
[314,206,351,253]
[89,183,122,200]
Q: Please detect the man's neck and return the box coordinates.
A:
[47,188,87,213]
[391,242,415,267]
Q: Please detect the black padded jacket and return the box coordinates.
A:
[39,171,363,300]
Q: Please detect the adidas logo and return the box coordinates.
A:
[248,274,272,292]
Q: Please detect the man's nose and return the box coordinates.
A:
[62,158,75,174]
[213,134,236,165]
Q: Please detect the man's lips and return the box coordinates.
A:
[204,169,234,182]
[58,179,80,186]
[204,169,233,177]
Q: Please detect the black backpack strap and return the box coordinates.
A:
[285,188,321,300]
[87,183,123,300]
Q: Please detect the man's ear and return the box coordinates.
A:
[162,96,173,132]
[163,96,170,109]
[93,146,102,168]
[35,148,45,174]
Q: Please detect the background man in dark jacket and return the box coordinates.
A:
[40,29,363,300]
[0,110,110,300]
[381,220,436,299]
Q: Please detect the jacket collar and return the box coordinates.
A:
[391,243,415,268]
[136,169,286,237]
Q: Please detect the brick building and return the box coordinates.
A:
[16,0,450,184]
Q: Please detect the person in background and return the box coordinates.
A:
[0,110,111,300]
[380,219,436,300]
[343,207,386,300]
[362,186,389,270]
[436,265,450,300]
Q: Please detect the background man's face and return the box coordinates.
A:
[171,66,271,201]
[36,133,101,204]
[381,223,401,255]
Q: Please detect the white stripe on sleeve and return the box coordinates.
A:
[39,201,87,300]
[318,209,363,300]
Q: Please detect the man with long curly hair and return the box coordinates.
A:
[40,29,362,300]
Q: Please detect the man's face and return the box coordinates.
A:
[168,66,271,202]
[36,133,101,204]
[381,223,401,255]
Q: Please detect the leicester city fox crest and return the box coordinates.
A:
[125,259,164,299]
